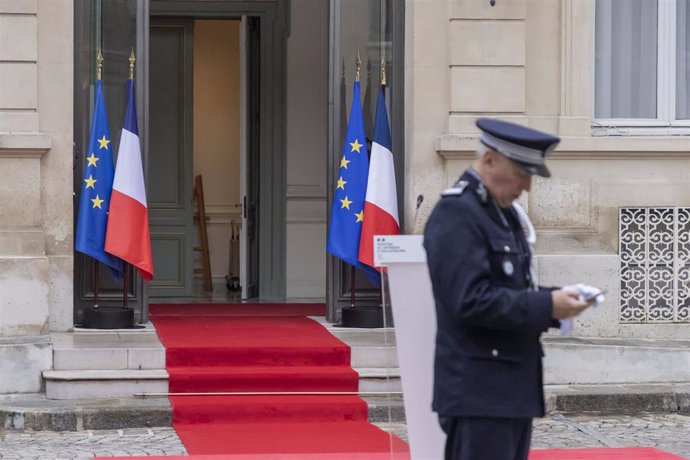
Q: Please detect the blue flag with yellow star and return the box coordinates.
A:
[327,80,379,282]
[75,79,123,278]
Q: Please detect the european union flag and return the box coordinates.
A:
[327,80,379,282]
[75,79,123,278]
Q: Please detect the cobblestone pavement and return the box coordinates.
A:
[531,413,690,458]
[0,428,186,459]
[1,414,689,459]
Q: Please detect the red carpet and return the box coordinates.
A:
[149,303,326,317]
[529,447,687,459]
[148,303,409,456]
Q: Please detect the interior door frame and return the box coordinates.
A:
[147,0,289,304]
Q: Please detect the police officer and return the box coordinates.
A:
[423,118,594,460]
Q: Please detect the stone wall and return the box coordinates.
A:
[0,0,73,392]
[408,0,690,338]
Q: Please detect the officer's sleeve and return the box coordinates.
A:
[424,199,552,332]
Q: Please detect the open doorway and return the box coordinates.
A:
[147,17,260,302]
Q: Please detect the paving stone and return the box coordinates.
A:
[1,414,690,458]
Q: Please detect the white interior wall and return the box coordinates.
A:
[192,20,241,286]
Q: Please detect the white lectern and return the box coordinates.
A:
[375,235,446,460]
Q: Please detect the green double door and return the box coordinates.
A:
[148,19,260,298]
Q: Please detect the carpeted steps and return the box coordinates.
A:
[168,366,359,393]
[171,395,369,424]
[149,303,409,456]
[174,421,406,456]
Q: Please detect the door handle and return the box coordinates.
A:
[243,196,247,219]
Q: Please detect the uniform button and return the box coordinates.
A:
[504,245,510,252]
[491,349,499,357]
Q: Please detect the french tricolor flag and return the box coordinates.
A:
[359,85,400,268]
[105,78,154,281]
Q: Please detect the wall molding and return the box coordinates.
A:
[0,133,51,157]
[436,134,690,159]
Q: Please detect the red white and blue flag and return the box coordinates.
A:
[358,85,400,268]
[105,77,154,281]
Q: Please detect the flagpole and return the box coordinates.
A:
[350,52,362,310]
[123,264,128,308]
[122,49,135,311]
[378,58,387,308]
[92,49,104,311]
[94,261,99,308]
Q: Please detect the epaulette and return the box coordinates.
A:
[441,180,468,197]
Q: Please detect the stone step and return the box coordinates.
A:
[357,367,401,393]
[543,336,690,385]
[43,370,169,400]
[0,393,407,432]
[327,326,399,369]
[43,368,400,399]
[51,331,165,371]
[7,382,690,432]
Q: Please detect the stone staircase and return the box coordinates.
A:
[43,329,167,400]
[42,320,401,400]
[45,325,690,401]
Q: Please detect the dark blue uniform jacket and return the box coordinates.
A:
[423,170,554,419]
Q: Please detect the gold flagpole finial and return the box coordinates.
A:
[129,49,136,79]
[381,58,387,86]
[355,52,361,82]
[97,49,104,81]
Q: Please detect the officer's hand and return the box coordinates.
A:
[551,289,592,320]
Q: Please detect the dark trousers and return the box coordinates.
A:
[439,416,533,460]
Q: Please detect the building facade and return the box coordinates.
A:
[1,0,688,394]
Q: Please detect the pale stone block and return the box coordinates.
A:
[530,177,593,228]
[444,158,474,187]
[0,0,36,14]
[525,116,559,135]
[128,348,166,370]
[543,341,690,385]
[0,337,51,393]
[447,115,528,134]
[39,139,74,256]
[48,255,72,333]
[557,116,591,137]
[525,0,560,116]
[0,230,44,257]
[350,347,399,368]
[451,67,524,112]
[53,348,128,371]
[36,0,72,64]
[0,157,41,226]
[0,111,39,132]
[451,0,526,19]
[0,132,50,150]
[46,377,168,400]
[0,257,50,337]
[0,63,37,109]
[537,254,620,338]
[411,66,450,127]
[0,15,37,61]
[37,63,72,133]
[410,1,449,68]
[450,21,525,66]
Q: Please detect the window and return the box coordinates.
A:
[594,0,690,133]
